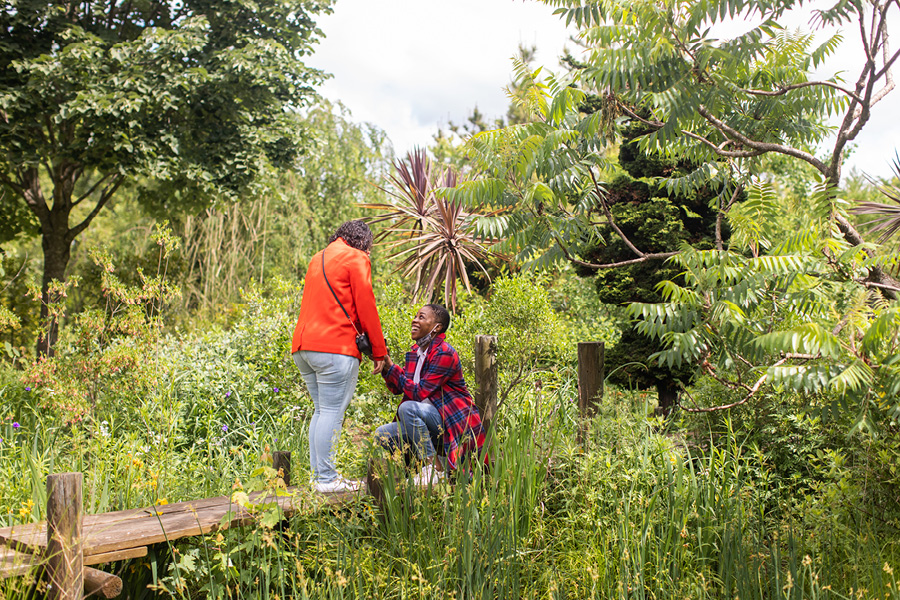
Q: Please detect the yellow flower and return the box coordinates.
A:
[155,498,168,506]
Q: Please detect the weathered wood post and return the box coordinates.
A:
[46,472,83,600]
[473,335,498,432]
[273,451,291,487]
[577,342,605,445]
[83,567,122,598]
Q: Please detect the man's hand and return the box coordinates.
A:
[373,353,393,374]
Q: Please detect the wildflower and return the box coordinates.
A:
[12,422,19,429]
[222,424,228,433]
[226,391,232,397]
[273,387,279,393]
[24,387,31,392]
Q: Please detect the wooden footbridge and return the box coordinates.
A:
[0,452,364,598]
[0,340,606,599]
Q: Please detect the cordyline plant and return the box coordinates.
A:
[365,148,500,311]
[852,155,900,275]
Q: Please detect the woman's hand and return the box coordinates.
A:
[373,354,393,375]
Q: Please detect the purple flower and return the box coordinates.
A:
[273,387,279,393]
[221,424,228,433]
[225,391,232,398]
[24,387,31,392]
[12,422,20,429]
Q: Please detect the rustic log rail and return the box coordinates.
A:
[0,335,606,598]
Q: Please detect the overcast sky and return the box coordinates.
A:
[308,0,899,180]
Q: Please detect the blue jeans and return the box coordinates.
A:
[375,401,443,463]
[293,350,360,484]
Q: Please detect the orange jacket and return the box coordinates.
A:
[291,238,387,361]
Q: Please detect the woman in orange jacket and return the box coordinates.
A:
[291,220,388,493]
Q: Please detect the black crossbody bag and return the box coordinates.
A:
[322,249,374,359]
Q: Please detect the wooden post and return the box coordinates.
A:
[273,451,291,487]
[366,458,385,507]
[473,335,498,430]
[83,567,122,598]
[577,342,605,444]
[46,472,83,600]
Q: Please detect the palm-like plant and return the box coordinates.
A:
[365,149,498,311]
[852,155,900,275]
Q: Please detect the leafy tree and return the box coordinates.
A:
[578,119,728,410]
[627,183,900,431]
[448,0,900,419]
[0,0,332,352]
[542,0,899,291]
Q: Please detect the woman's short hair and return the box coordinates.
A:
[330,220,373,252]
[424,303,451,334]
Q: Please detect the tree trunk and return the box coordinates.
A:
[655,379,679,416]
[37,227,72,357]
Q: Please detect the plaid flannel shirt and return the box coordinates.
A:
[382,334,486,470]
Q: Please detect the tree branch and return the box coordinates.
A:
[716,183,743,251]
[739,81,864,104]
[616,100,664,130]
[681,130,765,158]
[697,106,829,173]
[72,172,115,207]
[553,233,678,270]
[68,175,125,241]
[588,168,645,258]
[680,354,817,413]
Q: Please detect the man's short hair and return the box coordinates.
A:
[329,220,373,252]
[425,303,451,334]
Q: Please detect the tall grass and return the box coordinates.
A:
[85,387,897,599]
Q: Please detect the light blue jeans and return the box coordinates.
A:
[375,401,443,463]
[293,350,360,484]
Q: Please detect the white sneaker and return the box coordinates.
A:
[315,476,361,494]
[412,463,446,486]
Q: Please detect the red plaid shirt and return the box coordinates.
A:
[382,334,486,470]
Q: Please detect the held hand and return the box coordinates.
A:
[374,354,394,374]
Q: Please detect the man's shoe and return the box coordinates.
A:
[315,476,361,494]
[412,463,446,486]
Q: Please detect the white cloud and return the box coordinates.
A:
[309,0,899,178]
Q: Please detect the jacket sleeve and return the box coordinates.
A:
[383,346,457,404]
[347,252,388,360]
[382,363,404,395]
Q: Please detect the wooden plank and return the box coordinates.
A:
[84,546,147,566]
[0,522,46,553]
[0,546,40,579]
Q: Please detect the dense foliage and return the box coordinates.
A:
[0,0,333,352]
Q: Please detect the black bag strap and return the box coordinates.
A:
[322,248,361,335]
